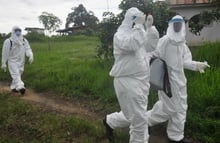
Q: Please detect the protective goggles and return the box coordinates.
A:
[132,16,137,20]
[169,18,184,23]
[14,28,22,32]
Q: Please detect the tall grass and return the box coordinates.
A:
[184,42,220,143]
[33,36,114,101]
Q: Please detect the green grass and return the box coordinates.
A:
[0,93,103,143]
[184,42,220,143]
[0,36,219,143]
[26,36,115,103]
[0,93,130,143]
[0,35,118,109]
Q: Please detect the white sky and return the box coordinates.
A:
[0,0,122,34]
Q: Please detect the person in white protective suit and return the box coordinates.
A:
[103,7,150,143]
[145,14,159,53]
[147,15,210,143]
[1,26,33,95]
[102,14,159,141]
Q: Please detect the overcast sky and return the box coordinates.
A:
[0,0,122,34]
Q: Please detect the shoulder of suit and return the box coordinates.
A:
[4,38,10,43]
[3,38,11,46]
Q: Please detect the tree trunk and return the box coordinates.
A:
[48,36,51,50]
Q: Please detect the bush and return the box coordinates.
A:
[25,32,47,42]
[97,12,120,59]
[0,33,10,44]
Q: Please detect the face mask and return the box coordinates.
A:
[173,22,182,33]
[15,30,21,37]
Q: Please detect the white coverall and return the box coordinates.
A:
[106,14,160,135]
[106,8,150,143]
[1,26,33,90]
[147,15,210,141]
[145,14,159,53]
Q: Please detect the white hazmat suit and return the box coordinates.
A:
[147,15,210,142]
[1,26,33,93]
[105,14,160,133]
[106,8,150,143]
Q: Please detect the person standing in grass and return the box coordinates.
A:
[1,26,34,95]
[103,7,151,143]
[147,15,210,143]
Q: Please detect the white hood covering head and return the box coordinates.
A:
[117,7,144,33]
[167,15,186,43]
[10,26,23,45]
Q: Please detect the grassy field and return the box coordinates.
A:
[0,93,103,143]
[0,35,219,143]
[0,35,118,111]
[185,43,220,143]
[0,93,131,143]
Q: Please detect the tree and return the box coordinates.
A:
[189,0,220,35]
[65,4,99,28]
[38,12,62,49]
[119,0,148,14]
[38,12,62,34]
[97,12,122,59]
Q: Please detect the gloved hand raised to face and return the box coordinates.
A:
[197,61,210,73]
[1,64,7,72]
[29,55,34,64]
[133,12,146,25]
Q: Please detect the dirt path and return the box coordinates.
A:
[0,82,99,120]
[0,81,192,143]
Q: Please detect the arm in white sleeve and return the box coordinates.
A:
[150,27,160,51]
[183,44,198,71]
[117,25,146,52]
[2,39,10,66]
[24,38,33,58]
[145,26,159,53]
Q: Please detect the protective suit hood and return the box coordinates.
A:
[117,7,144,33]
[10,26,23,46]
[167,15,186,43]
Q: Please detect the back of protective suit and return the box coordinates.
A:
[110,9,149,79]
[110,28,149,79]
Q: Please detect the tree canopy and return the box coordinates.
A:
[38,12,62,34]
[65,4,99,28]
